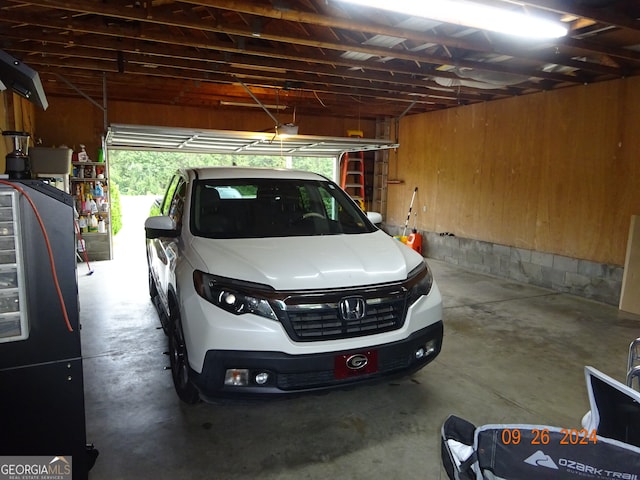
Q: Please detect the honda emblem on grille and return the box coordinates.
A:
[339,296,366,321]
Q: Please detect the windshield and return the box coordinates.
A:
[190,178,377,238]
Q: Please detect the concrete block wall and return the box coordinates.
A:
[387,227,623,306]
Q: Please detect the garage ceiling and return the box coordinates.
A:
[2,0,640,120]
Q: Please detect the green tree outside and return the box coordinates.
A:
[109,180,123,235]
[108,150,335,197]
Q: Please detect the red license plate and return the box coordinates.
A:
[334,350,378,380]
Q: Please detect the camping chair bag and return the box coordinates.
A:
[441,415,640,480]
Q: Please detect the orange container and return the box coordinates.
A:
[406,230,422,254]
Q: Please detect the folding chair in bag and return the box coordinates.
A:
[628,337,640,391]
[441,366,640,480]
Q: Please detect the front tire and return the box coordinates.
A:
[169,308,200,404]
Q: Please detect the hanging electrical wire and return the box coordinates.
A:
[313,90,327,108]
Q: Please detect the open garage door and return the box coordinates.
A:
[105,123,397,215]
[105,124,398,158]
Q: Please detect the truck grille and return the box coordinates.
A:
[276,286,407,342]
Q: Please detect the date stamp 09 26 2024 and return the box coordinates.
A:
[500,428,598,446]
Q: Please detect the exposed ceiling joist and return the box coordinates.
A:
[2,0,639,119]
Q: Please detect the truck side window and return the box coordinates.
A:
[168,179,187,227]
[160,175,181,216]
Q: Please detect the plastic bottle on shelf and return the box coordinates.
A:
[89,215,99,232]
[78,215,88,233]
[78,144,89,162]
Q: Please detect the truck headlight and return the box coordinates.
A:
[193,270,278,320]
[407,262,433,306]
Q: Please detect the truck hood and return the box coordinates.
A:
[189,230,422,290]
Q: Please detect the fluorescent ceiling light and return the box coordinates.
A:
[220,101,287,110]
[336,0,568,39]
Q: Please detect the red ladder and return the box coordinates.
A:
[340,130,366,210]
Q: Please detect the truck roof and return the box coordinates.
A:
[186,166,329,182]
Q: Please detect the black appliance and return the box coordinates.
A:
[0,179,94,479]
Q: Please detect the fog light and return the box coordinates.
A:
[224,369,249,386]
[255,372,269,385]
[425,339,437,356]
[415,347,425,359]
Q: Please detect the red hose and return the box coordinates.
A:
[0,180,73,332]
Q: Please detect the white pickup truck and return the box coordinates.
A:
[145,167,443,403]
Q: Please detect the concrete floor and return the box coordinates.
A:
[78,201,639,479]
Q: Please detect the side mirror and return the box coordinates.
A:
[367,211,383,225]
[148,196,163,217]
[145,216,179,239]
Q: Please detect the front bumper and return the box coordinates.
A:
[190,321,443,400]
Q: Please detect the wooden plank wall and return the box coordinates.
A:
[620,216,640,314]
[0,91,37,172]
[390,77,640,266]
